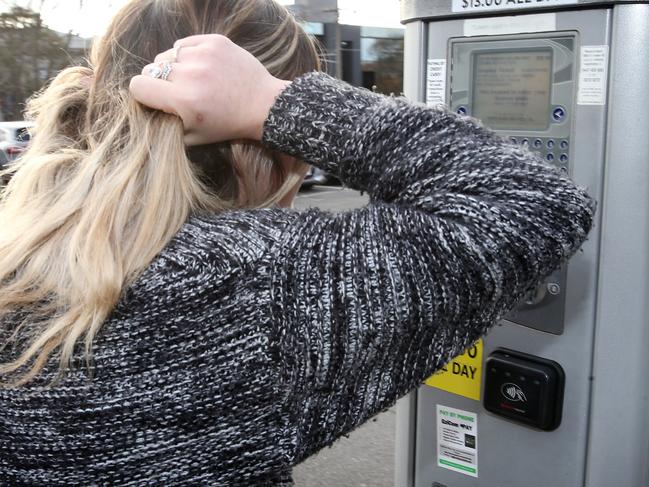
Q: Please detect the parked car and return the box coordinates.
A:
[300,166,339,190]
[0,121,33,171]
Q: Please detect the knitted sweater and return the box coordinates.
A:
[0,72,594,486]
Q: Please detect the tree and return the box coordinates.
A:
[363,37,404,96]
[0,6,73,120]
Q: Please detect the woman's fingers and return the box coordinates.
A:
[173,34,220,49]
[154,48,178,64]
[183,131,204,147]
[129,75,179,115]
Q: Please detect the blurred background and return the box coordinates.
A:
[0,0,403,122]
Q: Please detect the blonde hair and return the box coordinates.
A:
[0,0,321,386]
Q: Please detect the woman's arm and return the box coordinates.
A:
[260,73,594,463]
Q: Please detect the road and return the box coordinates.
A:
[292,185,396,487]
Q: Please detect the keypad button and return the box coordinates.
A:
[511,137,518,144]
[547,140,555,149]
[534,139,543,148]
[560,140,569,150]
[552,106,567,122]
[559,154,569,163]
[547,153,555,162]
[521,138,529,147]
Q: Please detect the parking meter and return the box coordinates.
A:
[395,2,649,486]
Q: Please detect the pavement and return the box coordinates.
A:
[292,185,396,487]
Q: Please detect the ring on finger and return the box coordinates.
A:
[148,62,173,81]
[160,62,173,81]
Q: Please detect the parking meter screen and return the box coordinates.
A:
[472,50,553,131]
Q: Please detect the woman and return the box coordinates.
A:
[0,0,594,485]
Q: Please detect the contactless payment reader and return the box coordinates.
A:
[395,2,649,487]
[483,349,565,431]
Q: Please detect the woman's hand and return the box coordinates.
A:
[129,34,291,145]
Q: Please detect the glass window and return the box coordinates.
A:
[361,36,404,95]
[15,128,31,142]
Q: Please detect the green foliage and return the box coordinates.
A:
[0,6,74,120]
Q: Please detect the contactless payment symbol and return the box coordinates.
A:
[501,383,527,403]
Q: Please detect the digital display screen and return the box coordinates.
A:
[472,50,553,131]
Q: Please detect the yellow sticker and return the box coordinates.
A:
[425,339,483,401]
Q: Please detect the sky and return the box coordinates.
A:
[18,0,402,38]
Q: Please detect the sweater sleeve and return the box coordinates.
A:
[260,72,594,464]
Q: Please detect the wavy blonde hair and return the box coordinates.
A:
[0,0,320,386]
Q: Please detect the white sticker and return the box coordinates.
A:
[464,13,556,37]
[453,0,577,13]
[577,46,609,106]
[426,59,447,107]
[437,405,478,478]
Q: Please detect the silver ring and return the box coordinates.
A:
[160,62,173,81]
[148,62,173,81]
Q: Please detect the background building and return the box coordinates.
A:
[288,0,404,95]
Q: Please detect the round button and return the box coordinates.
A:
[511,137,518,144]
[547,139,556,149]
[560,154,569,163]
[560,140,569,150]
[547,153,555,162]
[457,106,468,115]
[521,138,529,147]
[560,167,568,174]
[552,106,567,123]
[547,283,561,295]
[534,139,543,148]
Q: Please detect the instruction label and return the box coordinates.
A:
[425,340,483,401]
[578,46,609,105]
[437,405,479,478]
[453,0,577,13]
[426,59,447,107]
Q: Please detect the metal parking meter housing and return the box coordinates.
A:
[395,2,649,487]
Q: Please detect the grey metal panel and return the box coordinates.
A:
[446,32,579,335]
[403,21,428,103]
[395,395,417,487]
[585,5,649,487]
[401,0,645,22]
[410,9,610,487]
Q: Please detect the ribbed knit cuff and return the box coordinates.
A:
[261,71,383,175]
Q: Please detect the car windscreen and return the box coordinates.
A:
[14,128,31,143]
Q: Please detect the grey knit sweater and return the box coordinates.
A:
[0,72,594,485]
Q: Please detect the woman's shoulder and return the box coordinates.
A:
[125,208,294,297]
[176,208,293,261]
